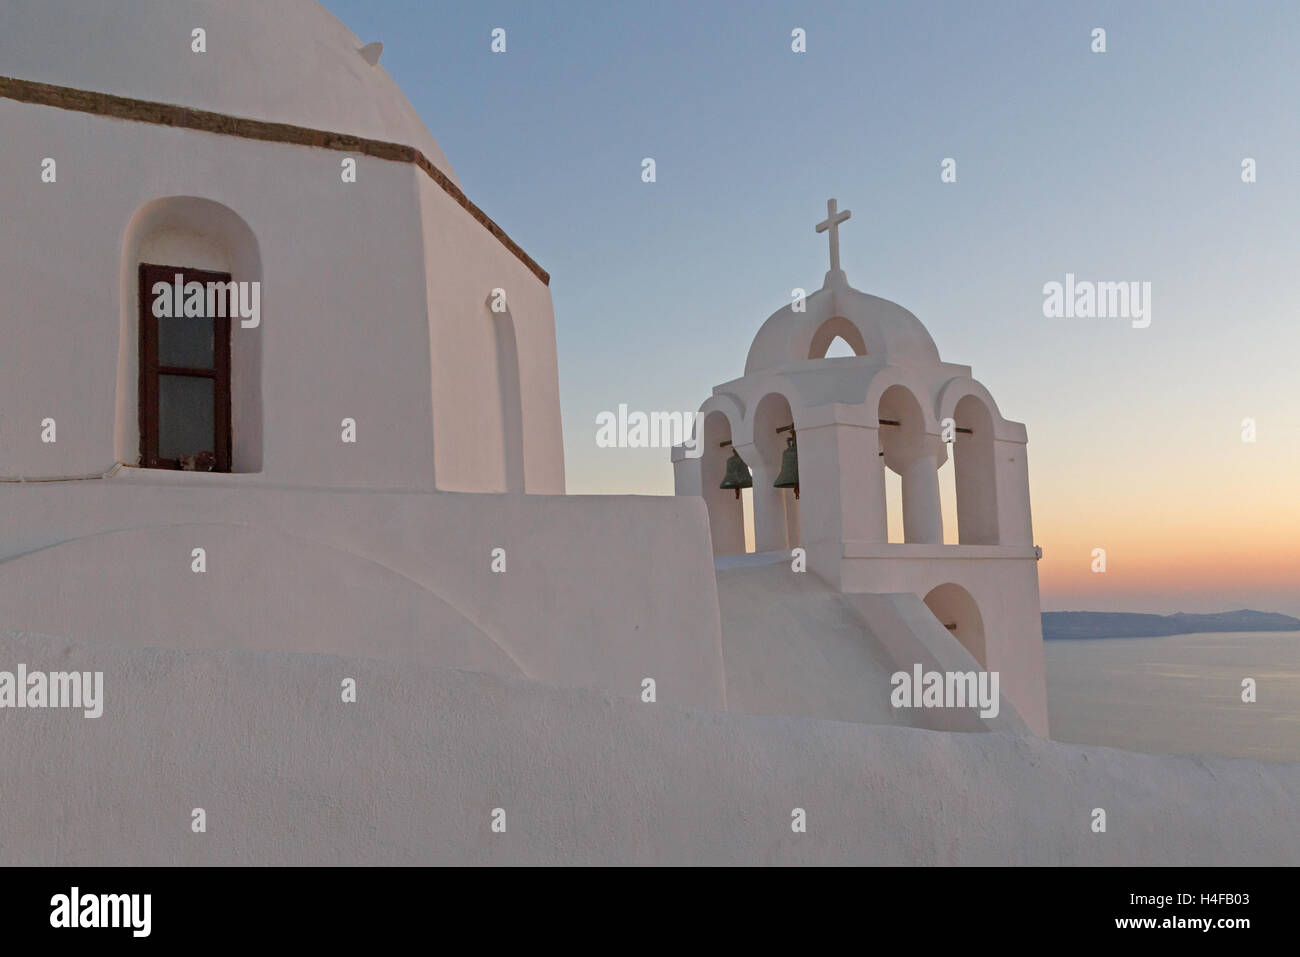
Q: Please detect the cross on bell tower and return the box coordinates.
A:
[815,198,851,286]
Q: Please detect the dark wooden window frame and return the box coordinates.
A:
[138,263,233,471]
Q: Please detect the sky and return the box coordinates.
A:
[322,0,1300,617]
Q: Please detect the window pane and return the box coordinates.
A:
[157,314,214,369]
[158,375,215,461]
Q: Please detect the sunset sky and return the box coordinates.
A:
[325,0,1300,617]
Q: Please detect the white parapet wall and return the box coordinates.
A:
[0,478,727,711]
[1,629,1296,866]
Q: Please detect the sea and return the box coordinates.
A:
[1044,631,1300,764]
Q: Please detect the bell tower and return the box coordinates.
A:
[671,198,1048,734]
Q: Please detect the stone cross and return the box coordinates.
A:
[815,198,851,276]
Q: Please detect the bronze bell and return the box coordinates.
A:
[719,448,752,499]
[773,435,800,499]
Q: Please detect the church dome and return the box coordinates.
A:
[0,0,459,186]
[744,278,941,375]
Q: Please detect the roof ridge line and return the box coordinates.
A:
[0,74,550,286]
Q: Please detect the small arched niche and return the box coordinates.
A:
[924,583,986,666]
[492,307,524,493]
[117,197,263,472]
[808,316,866,359]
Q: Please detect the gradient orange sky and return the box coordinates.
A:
[566,421,1300,618]
[1029,409,1300,617]
[563,345,1300,619]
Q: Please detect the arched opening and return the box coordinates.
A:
[823,335,856,358]
[751,392,800,551]
[807,316,866,359]
[741,487,755,553]
[938,454,959,544]
[884,468,904,543]
[952,395,999,544]
[878,384,945,544]
[493,309,524,492]
[924,583,986,666]
[117,197,262,472]
[700,410,747,556]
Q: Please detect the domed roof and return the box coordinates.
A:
[744,275,941,375]
[0,0,459,186]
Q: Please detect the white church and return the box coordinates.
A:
[1,0,1291,867]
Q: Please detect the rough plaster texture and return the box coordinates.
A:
[716,562,918,728]
[0,480,727,711]
[715,559,1027,737]
[0,478,1046,730]
[2,630,1296,866]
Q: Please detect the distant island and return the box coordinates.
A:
[1042,609,1300,640]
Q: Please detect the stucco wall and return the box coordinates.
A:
[0,97,560,494]
[2,629,1295,866]
[0,99,432,486]
[840,545,1049,735]
[716,561,918,728]
[0,479,726,710]
[415,173,565,494]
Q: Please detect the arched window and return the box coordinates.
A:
[118,197,262,472]
[137,263,233,471]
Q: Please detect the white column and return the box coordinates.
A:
[784,490,801,547]
[706,478,748,556]
[671,445,701,497]
[747,456,789,552]
[797,421,887,545]
[902,453,943,544]
[994,437,1034,546]
[675,443,747,556]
